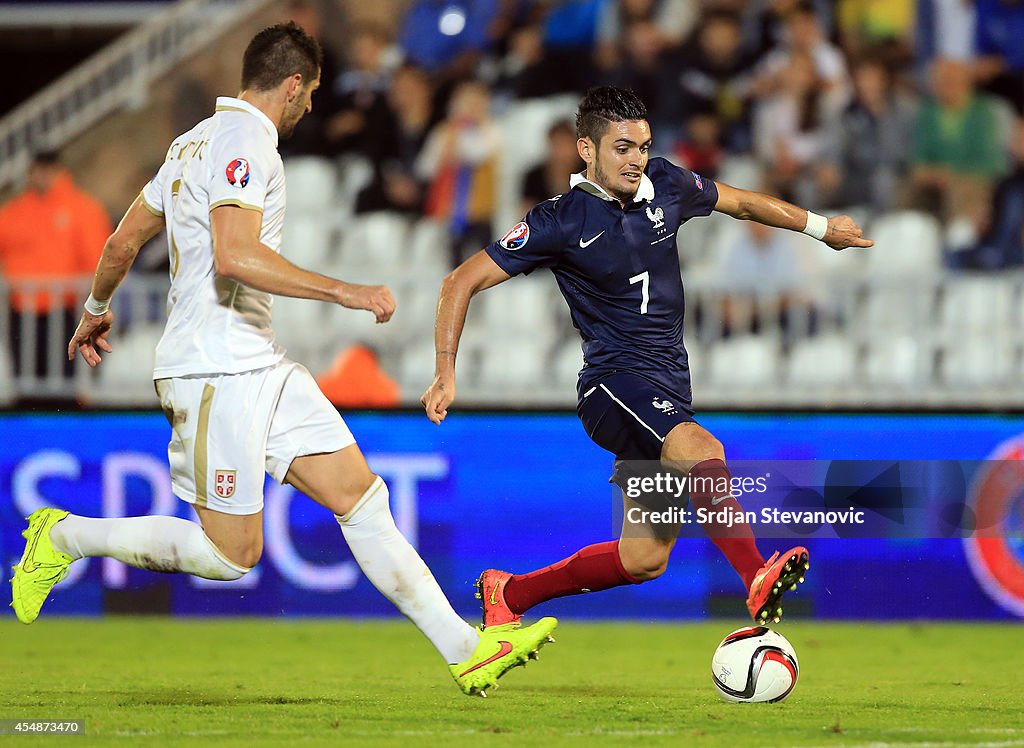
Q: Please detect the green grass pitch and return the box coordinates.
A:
[2,619,1023,746]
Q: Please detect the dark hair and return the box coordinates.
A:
[547,119,575,140]
[241,22,323,92]
[576,86,648,143]
[702,9,741,28]
[30,150,60,166]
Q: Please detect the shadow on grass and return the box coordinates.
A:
[100,690,346,707]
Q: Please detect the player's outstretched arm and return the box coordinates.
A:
[712,181,874,251]
[69,194,164,366]
[211,205,394,322]
[422,250,510,425]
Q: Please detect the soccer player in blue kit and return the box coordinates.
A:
[421,87,873,627]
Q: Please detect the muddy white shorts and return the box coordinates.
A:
[154,359,355,515]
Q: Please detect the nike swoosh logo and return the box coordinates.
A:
[710,495,731,506]
[489,584,500,606]
[579,231,605,248]
[458,640,513,677]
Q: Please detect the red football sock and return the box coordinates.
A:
[688,458,765,588]
[502,540,642,615]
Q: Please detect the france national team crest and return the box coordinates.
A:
[652,397,677,415]
[646,205,665,230]
[215,470,236,499]
[499,221,530,250]
[226,158,250,188]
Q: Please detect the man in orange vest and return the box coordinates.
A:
[0,152,112,387]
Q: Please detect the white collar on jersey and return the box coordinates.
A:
[569,171,655,203]
[214,96,279,146]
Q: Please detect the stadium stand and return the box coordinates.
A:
[0,0,1022,409]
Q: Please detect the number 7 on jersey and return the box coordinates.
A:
[629,270,650,314]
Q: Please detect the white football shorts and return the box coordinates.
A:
[154,359,355,515]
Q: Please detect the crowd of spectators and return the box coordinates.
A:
[273,0,1024,274]
[4,0,1024,404]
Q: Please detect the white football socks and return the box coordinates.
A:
[338,477,479,664]
[49,514,249,580]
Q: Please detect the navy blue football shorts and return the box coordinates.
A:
[577,371,696,462]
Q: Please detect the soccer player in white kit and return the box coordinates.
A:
[10,22,555,697]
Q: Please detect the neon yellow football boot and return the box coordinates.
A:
[450,617,558,697]
[10,508,72,624]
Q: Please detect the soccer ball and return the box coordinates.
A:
[711,626,799,703]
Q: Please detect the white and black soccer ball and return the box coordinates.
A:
[711,626,799,703]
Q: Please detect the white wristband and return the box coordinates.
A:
[802,211,828,241]
[84,294,110,316]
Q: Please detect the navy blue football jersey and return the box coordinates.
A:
[484,157,718,400]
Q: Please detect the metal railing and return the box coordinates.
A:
[0,273,1021,409]
[0,0,277,191]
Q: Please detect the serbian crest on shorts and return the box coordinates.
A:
[215,470,237,498]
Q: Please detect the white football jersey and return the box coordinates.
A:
[142,96,287,379]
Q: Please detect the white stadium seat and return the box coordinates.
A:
[785,334,858,387]
[398,341,439,404]
[94,324,164,403]
[859,283,937,334]
[942,338,1015,387]
[281,216,332,269]
[408,218,452,275]
[324,301,405,348]
[338,212,410,274]
[865,333,927,388]
[271,295,327,359]
[475,276,560,342]
[0,340,14,405]
[551,338,584,389]
[706,335,781,388]
[283,156,337,213]
[939,276,1015,332]
[477,336,550,390]
[865,211,943,278]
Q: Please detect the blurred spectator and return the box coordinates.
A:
[753,51,832,208]
[316,344,400,408]
[836,0,913,66]
[492,24,551,100]
[949,117,1024,269]
[356,65,436,215]
[739,0,835,60]
[909,57,1008,224]
[915,0,976,77]
[531,0,607,94]
[673,110,725,180]
[668,9,758,152]
[0,152,112,385]
[520,120,585,214]
[416,80,502,265]
[818,57,917,212]
[279,0,345,157]
[595,0,698,70]
[400,0,500,81]
[972,0,1024,114]
[605,20,669,122]
[712,220,815,338]
[754,2,851,114]
[324,23,399,155]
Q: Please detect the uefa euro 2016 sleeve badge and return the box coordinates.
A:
[500,222,530,250]
[225,158,251,188]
